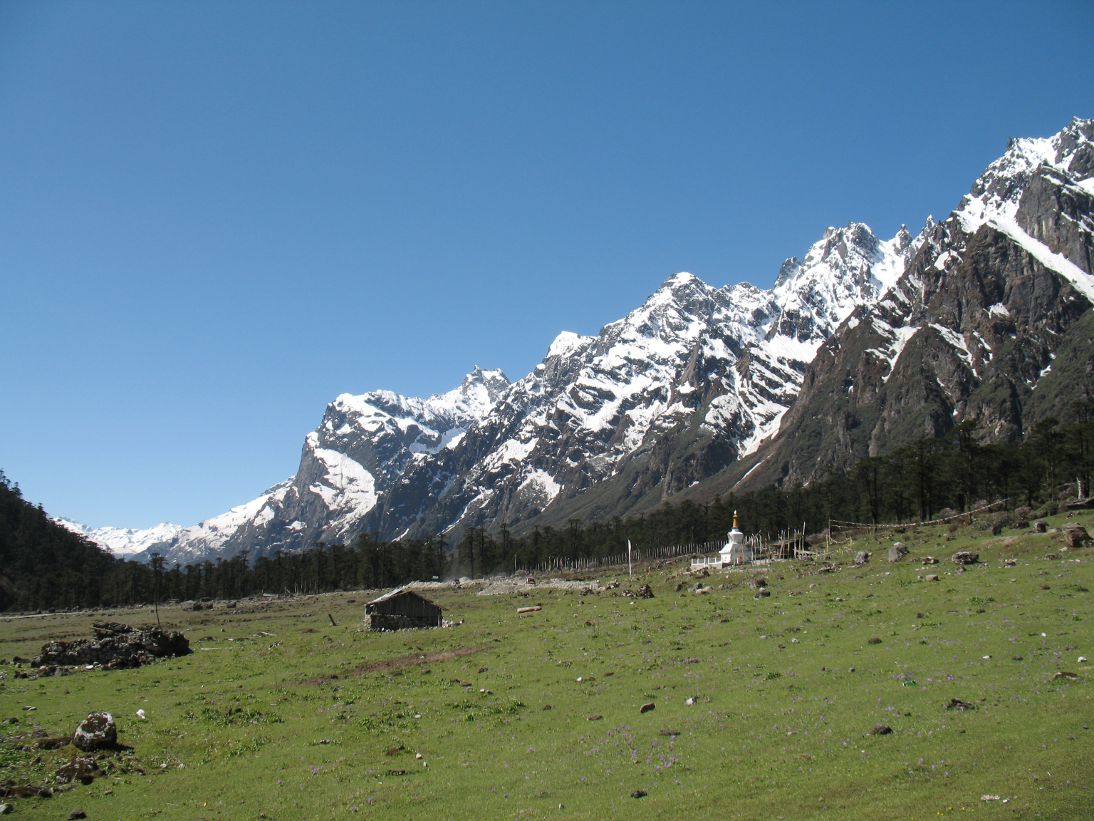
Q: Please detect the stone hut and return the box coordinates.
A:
[364,588,443,631]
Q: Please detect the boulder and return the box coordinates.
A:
[72,712,116,752]
[951,551,979,565]
[1034,520,1048,533]
[853,551,870,566]
[1062,525,1091,548]
[888,543,909,562]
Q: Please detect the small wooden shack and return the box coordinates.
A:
[364,588,442,631]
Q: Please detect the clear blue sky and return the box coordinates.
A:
[2,0,1091,528]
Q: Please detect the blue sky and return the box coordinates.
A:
[2,0,1091,528]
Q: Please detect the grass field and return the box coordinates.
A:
[2,512,1092,819]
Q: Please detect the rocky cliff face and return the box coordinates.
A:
[734,117,1094,490]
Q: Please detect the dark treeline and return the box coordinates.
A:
[2,414,1090,612]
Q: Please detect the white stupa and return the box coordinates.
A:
[719,510,749,566]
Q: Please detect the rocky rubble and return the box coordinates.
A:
[31,622,190,672]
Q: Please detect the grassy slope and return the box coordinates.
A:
[2,512,1092,819]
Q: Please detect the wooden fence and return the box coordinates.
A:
[515,540,727,575]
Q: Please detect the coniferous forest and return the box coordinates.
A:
[1,414,1090,613]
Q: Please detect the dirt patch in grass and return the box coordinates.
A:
[304,645,485,684]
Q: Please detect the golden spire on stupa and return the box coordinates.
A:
[732,510,739,530]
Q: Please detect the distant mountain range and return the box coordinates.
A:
[59,118,1094,564]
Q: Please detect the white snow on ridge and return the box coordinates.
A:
[518,469,561,505]
[986,214,1094,303]
[308,446,377,522]
[930,323,973,364]
[547,330,593,359]
[764,332,823,363]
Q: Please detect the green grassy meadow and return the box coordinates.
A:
[2,512,1092,819]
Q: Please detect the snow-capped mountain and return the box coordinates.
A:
[361,221,915,540]
[733,117,1094,490]
[70,368,510,564]
[65,118,1092,562]
[56,520,184,557]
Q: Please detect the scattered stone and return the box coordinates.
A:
[750,578,767,589]
[631,790,647,799]
[952,551,979,565]
[867,637,882,645]
[981,794,1002,802]
[1062,525,1091,548]
[33,623,190,671]
[1080,656,1088,664]
[0,804,11,815]
[1004,558,1017,567]
[853,551,870,566]
[587,714,603,721]
[946,698,976,711]
[68,811,88,819]
[72,712,117,752]
[685,697,697,706]
[635,584,654,599]
[921,556,939,565]
[516,606,542,614]
[1054,671,1079,681]
[1034,520,1048,533]
[57,757,101,785]
[754,589,771,599]
[35,735,70,750]
[888,543,909,562]
[639,702,656,714]
[869,724,893,735]
[925,574,940,582]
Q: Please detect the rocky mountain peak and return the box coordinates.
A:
[959,118,1093,232]
[453,367,511,417]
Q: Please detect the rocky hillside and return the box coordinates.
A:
[731,117,1094,490]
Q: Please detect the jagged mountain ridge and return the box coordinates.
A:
[60,118,1093,562]
[365,226,915,541]
[60,368,511,562]
[729,117,1094,491]
[63,221,912,561]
